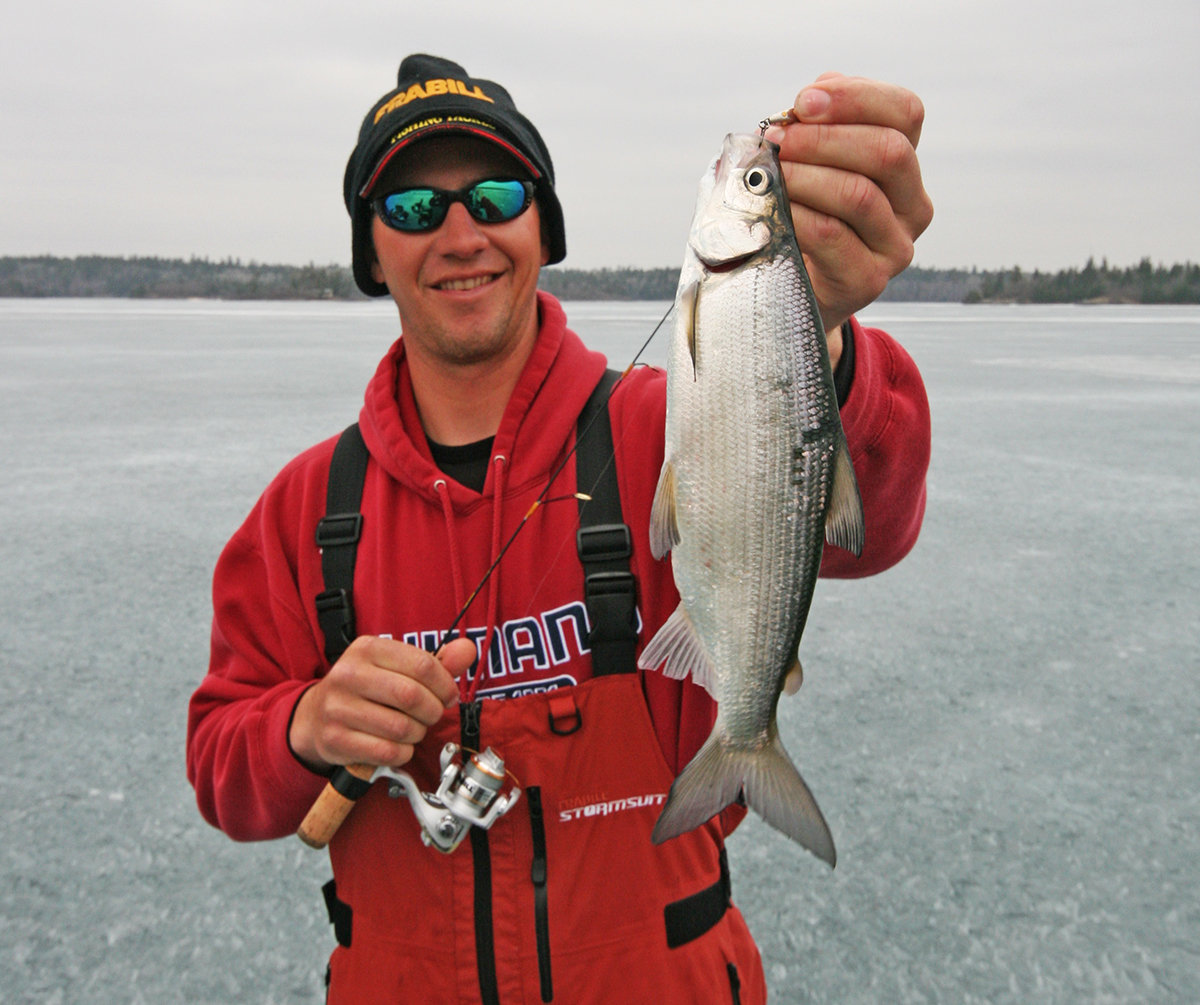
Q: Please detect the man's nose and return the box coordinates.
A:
[437,202,489,255]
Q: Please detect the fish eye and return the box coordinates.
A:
[744,168,770,194]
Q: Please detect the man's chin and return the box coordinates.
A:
[437,338,513,366]
[403,297,539,368]
[421,318,523,367]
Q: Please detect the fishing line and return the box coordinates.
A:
[441,301,675,652]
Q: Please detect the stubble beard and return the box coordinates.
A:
[425,317,514,366]
[407,295,537,369]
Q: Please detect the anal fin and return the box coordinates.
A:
[637,602,717,697]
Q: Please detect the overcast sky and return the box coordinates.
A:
[2,0,1197,271]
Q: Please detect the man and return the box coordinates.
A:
[188,54,932,1004]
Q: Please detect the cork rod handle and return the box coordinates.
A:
[296,764,375,849]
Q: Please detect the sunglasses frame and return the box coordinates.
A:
[372,178,536,233]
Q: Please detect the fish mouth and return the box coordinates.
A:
[700,251,756,274]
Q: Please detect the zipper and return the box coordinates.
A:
[461,700,501,1005]
[526,786,553,1002]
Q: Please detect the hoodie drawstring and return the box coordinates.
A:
[434,477,468,629]
[465,454,506,703]
[436,458,508,705]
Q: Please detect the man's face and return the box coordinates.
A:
[369,136,549,368]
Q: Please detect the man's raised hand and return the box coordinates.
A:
[766,73,934,338]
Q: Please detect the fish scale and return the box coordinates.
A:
[639,133,865,865]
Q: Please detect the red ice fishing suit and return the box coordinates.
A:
[187,292,930,1004]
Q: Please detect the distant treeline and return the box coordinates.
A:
[961,258,1200,304]
[537,267,679,301]
[2,255,1198,303]
[0,256,364,300]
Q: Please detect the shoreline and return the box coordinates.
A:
[3,256,1199,304]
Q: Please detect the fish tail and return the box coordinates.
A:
[652,724,836,868]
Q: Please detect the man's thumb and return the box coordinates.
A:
[436,636,479,678]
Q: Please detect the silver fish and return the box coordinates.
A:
[638,133,865,866]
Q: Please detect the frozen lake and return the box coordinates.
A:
[1,298,1197,1003]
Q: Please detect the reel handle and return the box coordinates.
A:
[296,763,374,849]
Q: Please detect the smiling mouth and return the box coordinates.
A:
[436,274,498,292]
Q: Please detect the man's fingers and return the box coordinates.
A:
[790,203,890,331]
[365,667,450,727]
[323,657,445,728]
[321,687,432,747]
[355,635,460,708]
[769,124,932,240]
[791,76,925,149]
[292,676,425,770]
[319,725,416,770]
[781,160,914,269]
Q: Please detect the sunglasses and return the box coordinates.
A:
[373,178,535,233]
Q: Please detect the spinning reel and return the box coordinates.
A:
[373,742,521,854]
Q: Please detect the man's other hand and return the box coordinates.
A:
[288,636,476,773]
[766,73,934,345]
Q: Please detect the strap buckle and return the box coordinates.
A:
[316,512,363,548]
[576,523,632,563]
[583,571,638,647]
[315,588,355,660]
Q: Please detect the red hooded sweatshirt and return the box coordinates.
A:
[187,292,930,1004]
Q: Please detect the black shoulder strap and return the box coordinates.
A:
[315,423,369,663]
[575,370,638,676]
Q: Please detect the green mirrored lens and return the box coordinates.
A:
[375,179,531,232]
[380,189,447,231]
[466,180,531,223]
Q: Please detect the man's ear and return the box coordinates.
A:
[541,242,551,267]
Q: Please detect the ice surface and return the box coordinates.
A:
[1,299,1197,1003]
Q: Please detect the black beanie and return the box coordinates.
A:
[344,54,566,297]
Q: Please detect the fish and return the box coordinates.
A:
[637,132,865,867]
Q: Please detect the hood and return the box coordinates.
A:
[358,291,608,510]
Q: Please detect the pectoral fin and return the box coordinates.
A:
[680,280,699,379]
[825,437,865,557]
[648,459,681,559]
